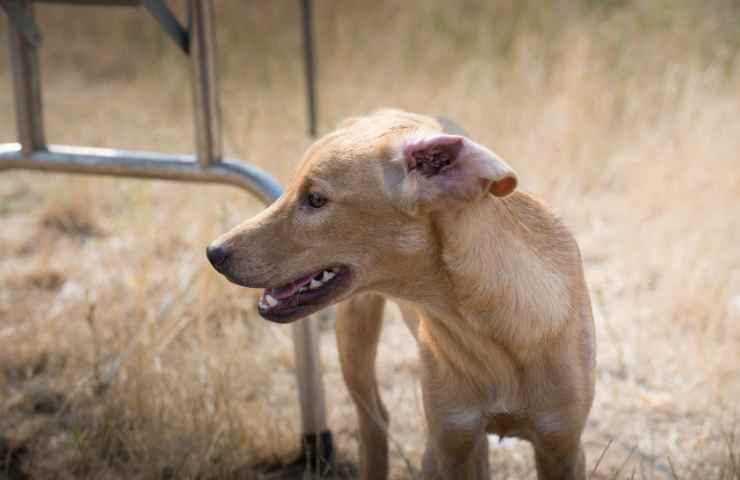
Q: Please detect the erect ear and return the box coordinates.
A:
[403,134,517,202]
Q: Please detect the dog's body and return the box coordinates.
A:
[208,110,595,479]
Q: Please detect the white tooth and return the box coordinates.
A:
[265,295,278,307]
[298,286,307,293]
[322,270,335,282]
[310,279,322,289]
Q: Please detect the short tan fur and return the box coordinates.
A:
[208,109,595,480]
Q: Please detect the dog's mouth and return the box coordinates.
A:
[257,265,352,323]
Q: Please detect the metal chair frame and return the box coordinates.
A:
[0,0,332,464]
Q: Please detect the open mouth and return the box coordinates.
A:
[257,265,351,323]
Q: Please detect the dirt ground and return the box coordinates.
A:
[1,1,739,479]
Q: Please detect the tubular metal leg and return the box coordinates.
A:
[8,0,45,154]
[188,0,332,463]
[291,318,333,466]
[299,0,317,138]
[292,318,327,433]
[189,0,221,166]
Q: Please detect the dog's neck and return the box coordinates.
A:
[424,192,578,350]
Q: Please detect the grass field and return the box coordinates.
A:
[1,1,739,478]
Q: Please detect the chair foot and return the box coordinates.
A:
[291,430,334,474]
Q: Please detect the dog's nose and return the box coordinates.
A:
[206,244,230,271]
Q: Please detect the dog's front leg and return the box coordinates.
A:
[419,361,490,479]
[533,439,586,480]
[336,294,389,480]
[421,426,489,480]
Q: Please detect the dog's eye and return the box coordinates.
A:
[307,192,328,209]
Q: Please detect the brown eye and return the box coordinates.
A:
[307,192,328,209]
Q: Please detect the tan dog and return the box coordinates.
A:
[207,109,595,479]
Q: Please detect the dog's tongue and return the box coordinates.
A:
[268,273,315,300]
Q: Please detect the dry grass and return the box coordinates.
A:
[1,1,739,478]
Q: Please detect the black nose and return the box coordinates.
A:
[206,244,230,271]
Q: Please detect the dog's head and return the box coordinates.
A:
[207,109,517,323]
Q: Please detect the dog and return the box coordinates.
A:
[207,109,595,479]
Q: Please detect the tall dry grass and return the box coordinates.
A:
[1,1,739,478]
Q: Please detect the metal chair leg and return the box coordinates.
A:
[189,0,333,467]
[7,0,45,154]
[292,318,333,468]
[188,0,221,167]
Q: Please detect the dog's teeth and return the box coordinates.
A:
[310,279,322,289]
[265,294,278,307]
[322,270,335,282]
[298,286,307,293]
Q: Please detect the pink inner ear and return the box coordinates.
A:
[404,133,518,202]
[489,175,517,197]
[404,135,465,177]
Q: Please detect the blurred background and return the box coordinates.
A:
[1,1,739,478]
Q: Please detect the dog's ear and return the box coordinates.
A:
[403,134,517,202]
